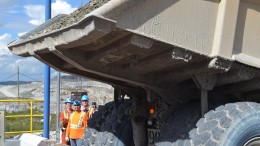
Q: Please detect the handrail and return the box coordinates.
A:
[0,99,44,102]
[0,99,44,135]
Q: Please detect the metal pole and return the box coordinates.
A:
[17,66,19,98]
[44,0,51,139]
[81,78,83,91]
[56,72,60,142]
[0,110,5,146]
[201,89,208,116]
[78,76,80,91]
[30,101,33,133]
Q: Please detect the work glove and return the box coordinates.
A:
[61,128,66,132]
[62,119,68,128]
[65,136,70,141]
[63,123,68,128]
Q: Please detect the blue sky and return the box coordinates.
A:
[0,0,90,81]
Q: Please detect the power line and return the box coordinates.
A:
[0,72,43,82]
[0,73,17,82]
[20,73,42,82]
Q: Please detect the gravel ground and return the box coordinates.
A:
[33,131,58,142]
[0,78,114,113]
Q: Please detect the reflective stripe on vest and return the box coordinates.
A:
[69,112,85,129]
[64,111,68,119]
[70,124,82,129]
[78,112,85,127]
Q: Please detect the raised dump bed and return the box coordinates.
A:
[8,0,260,145]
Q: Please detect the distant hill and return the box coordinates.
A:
[0,75,89,85]
[52,75,90,82]
[0,81,33,85]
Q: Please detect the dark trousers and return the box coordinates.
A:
[70,138,82,146]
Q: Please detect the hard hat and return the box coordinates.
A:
[81,95,89,101]
[65,98,73,104]
[73,100,81,106]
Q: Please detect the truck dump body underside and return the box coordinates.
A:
[8,0,260,102]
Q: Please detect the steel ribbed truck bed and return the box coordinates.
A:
[8,0,260,145]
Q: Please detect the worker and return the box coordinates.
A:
[66,100,88,146]
[81,95,96,118]
[60,97,73,145]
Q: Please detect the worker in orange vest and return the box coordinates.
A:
[60,97,73,145]
[66,100,88,146]
[81,95,96,118]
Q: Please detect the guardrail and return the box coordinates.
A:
[0,110,4,146]
[0,99,44,135]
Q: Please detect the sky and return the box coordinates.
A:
[0,0,90,82]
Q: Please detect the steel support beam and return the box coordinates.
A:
[212,0,240,58]
[193,73,217,116]
[130,97,148,146]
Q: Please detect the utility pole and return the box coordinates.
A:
[81,78,83,92]
[78,76,80,91]
[78,76,83,91]
[17,66,20,98]
[56,72,60,142]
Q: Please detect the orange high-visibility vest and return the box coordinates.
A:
[66,111,88,139]
[60,109,73,144]
[60,109,73,125]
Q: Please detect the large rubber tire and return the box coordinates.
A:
[157,102,260,146]
[155,101,201,146]
[189,102,260,146]
[83,100,133,146]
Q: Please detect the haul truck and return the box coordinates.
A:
[8,0,260,145]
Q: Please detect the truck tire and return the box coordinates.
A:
[189,102,260,146]
[157,102,260,146]
[155,101,201,146]
[83,100,133,146]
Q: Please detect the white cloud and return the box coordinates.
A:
[0,33,12,43]
[29,20,42,26]
[0,54,45,81]
[0,33,44,81]
[24,0,76,26]
[52,0,77,16]
[24,5,45,26]
[14,57,44,74]
[0,33,12,55]
[18,32,27,37]
[0,0,78,81]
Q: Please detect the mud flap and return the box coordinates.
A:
[148,128,160,145]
